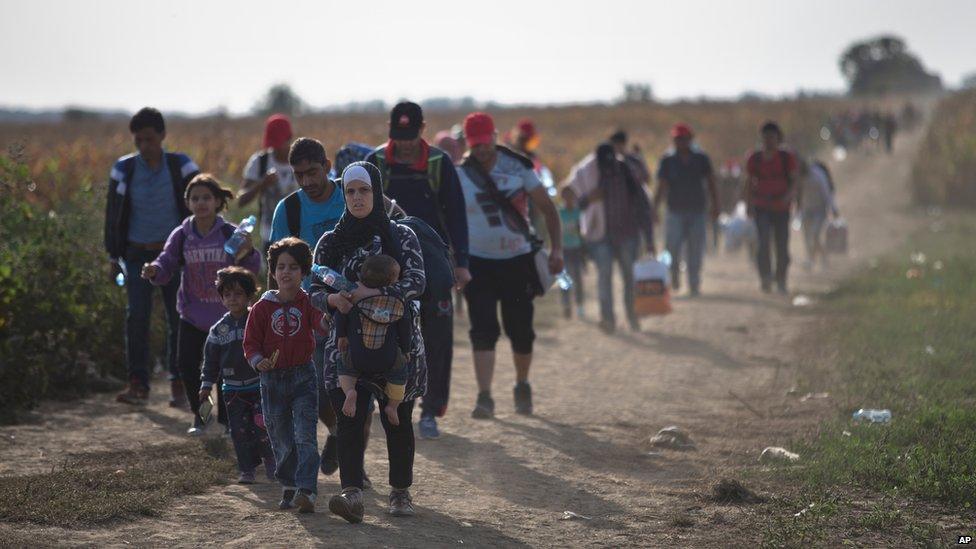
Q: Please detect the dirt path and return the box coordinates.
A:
[0,130,923,547]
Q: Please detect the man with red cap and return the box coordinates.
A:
[366,101,470,440]
[239,114,298,251]
[456,112,563,419]
[654,123,720,296]
[509,118,557,196]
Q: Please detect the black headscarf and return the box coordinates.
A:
[317,161,399,269]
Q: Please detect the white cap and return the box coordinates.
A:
[341,164,372,188]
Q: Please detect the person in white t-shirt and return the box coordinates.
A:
[239,114,299,250]
[456,112,563,419]
[797,159,839,270]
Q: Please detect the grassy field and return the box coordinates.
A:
[912,89,976,207]
[759,215,976,547]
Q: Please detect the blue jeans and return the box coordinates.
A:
[754,209,791,287]
[260,363,320,494]
[123,247,181,389]
[587,237,639,325]
[665,211,707,292]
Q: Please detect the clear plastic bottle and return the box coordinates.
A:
[852,408,891,423]
[555,270,574,291]
[115,259,128,287]
[311,264,357,292]
[657,250,673,268]
[224,215,257,256]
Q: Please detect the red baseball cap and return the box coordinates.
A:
[463,112,496,147]
[516,118,537,139]
[671,123,694,139]
[263,114,293,148]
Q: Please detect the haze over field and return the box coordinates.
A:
[2,0,975,114]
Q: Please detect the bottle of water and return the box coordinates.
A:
[657,250,673,268]
[311,264,357,292]
[852,408,891,423]
[224,215,257,256]
[115,259,128,287]
[555,270,573,291]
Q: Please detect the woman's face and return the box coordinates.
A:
[345,180,373,219]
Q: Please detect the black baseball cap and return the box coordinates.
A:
[389,101,423,140]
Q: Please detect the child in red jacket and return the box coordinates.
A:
[244,237,328,513]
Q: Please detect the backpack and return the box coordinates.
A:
[748,149,793,202]
[344,294,411,376]
[812,160,835,193]
[387,217,455,300]
[284,190,303,238]
[334,143,375,178]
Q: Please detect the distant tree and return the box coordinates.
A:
[253,83,306,116]
[620,83,654,103]
[62,107,101,122]
[839,35,942,96]
[962,72,976,90]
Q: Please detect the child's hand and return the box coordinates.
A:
[255,358,273,372]
[141,264,158,280]
[384,401,400,426]
[337,337,348,352]
[198,387,211,403]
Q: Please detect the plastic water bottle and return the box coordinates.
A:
[224,215,257,256]
[657,250,673,268]
[852,409,891,423]
[115,259,128,287]
[555,270,574,291]
[311,264,357,292]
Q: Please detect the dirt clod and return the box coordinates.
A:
[710,479,765,504]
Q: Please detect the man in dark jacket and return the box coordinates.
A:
[104,107,199,405]
[366,101,470,440]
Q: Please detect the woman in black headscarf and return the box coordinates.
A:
[311,161,427,522]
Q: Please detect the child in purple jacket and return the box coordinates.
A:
[142,173,261,435]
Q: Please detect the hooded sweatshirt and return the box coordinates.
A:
[149,216,262,332]
[243,289,326,371]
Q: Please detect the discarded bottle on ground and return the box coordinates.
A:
[311,264,358,292]
[555,270,573,291]
[224,215,257,256]
[852,408,891,423]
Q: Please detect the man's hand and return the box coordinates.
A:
[198,387,211,403]
[453,267,472,291]
[548,248,565,275]
[328,292,354,314]
[260,171,279,190]
[141,264,158,280]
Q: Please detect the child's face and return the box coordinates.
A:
[187,186,218,218]
[220,285,249,316]
[273,252,303,291]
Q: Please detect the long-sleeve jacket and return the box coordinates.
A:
[243,288,326,371]
[149,216,262,332]
[201,311,259,391]
[311,224,428,401]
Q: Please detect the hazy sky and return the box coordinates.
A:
[2,0,974,113]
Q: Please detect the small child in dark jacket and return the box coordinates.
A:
[199,267,274,484]
[336,254,412,426]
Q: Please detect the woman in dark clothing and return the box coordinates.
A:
[310,161,427,522]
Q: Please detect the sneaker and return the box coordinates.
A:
[575,305,585,319]
[628,316,641,332]
[329,487,364,523]
[598,319,616,334]
[514,382,533,415]
[471,391,494,420]
[761,280,773,293]
[279,488,296,510]
[293,489,316,513]
[187,416,207,437]
[418,414,440,440]
[776,280,788,295]
[238,470,256,485]
[362,471,373,491]
[389,488,415,517]
[115,382,148,405]
[168,379,187,409]
[320,435,338,476]
[263,457,276,481]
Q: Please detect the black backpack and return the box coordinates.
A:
[812,160,836,193]
[388,217,455,301]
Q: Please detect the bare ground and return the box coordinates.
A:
[0,129,926,547]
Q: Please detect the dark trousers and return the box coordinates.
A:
[560,247,585,310]
[464,254,536,354]
[178,320,227,424]
[329,386,415,490]
[420,293,453,418]
[754,208,791,285]
[123,247,181,389]
[225,389,275,473]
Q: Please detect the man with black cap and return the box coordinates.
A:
[366,101,470,440]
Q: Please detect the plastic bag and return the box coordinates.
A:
[633,257,672,317]
[825,218,848,254]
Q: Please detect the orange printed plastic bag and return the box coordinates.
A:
[633,258,672,317]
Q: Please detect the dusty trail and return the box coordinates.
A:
[0,129,922,547]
